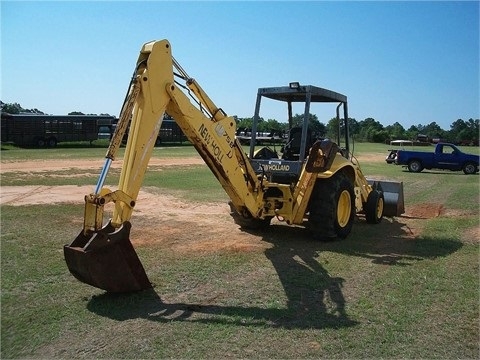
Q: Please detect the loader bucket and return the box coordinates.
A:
[368,179,405,217]
[64,221,152,293]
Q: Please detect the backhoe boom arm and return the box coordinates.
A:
[84,40,263,233]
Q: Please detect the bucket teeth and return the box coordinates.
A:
[64,221,152,293]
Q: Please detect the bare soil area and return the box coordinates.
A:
[0,157,204,173]
[0,152,384,173]
[1,156,478,254]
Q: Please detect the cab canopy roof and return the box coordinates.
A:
[257,84,347,104]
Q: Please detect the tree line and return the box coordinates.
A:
[1,101,478,145]
[0,102,112,118]
[235,114,479,146]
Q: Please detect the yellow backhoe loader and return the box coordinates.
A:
[64,39,404,293]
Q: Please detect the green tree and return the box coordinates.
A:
[385,122,406,140]
[262,118,285,133]
[235,117,253,133]
[405,125,419,140]
[422,121,446,140]
[450,118,479,144]
[371,129,390,143]
[1,102,45,114]
[357,118,384,142]
[348,118,359,137]
[450,119,468,140]
[1,102,23,114]
[291,113,325,137]
[326,117,339,139]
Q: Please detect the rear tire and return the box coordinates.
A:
[408,160,423,173]
[364,190,384,224]
[308,172,355,241]
[33,137,46,147]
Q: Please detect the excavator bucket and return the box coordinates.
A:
[64,221,152,293]
[368,179,405,217]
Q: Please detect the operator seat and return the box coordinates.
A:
[282,127,314,161]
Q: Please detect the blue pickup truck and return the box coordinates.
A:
[386,143,479,174]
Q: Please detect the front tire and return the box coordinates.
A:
[308,172,355,241]
[364,190,384,224]
[463,162,477,175]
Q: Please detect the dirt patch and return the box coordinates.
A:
[0,152,388,174]
[0,157,204,173]
[0,185,93,205]
[352,152,389,164]
[403,203,445,219]
[0,183,268,254]
[129,191,265,253]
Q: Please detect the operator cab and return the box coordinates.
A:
[248,82,349,184]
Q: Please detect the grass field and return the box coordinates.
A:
[1,142,479,359]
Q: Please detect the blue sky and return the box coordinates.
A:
[2,1,479,130]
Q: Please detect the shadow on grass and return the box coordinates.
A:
[87,226,358,329]
[87,216,462,329]
[88,289,356,330]
[321,216,464,266]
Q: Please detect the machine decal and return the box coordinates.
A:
[262,163,290,172]
[214,123,235,148]
[199,123,212,145]
[199,123,232,163]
